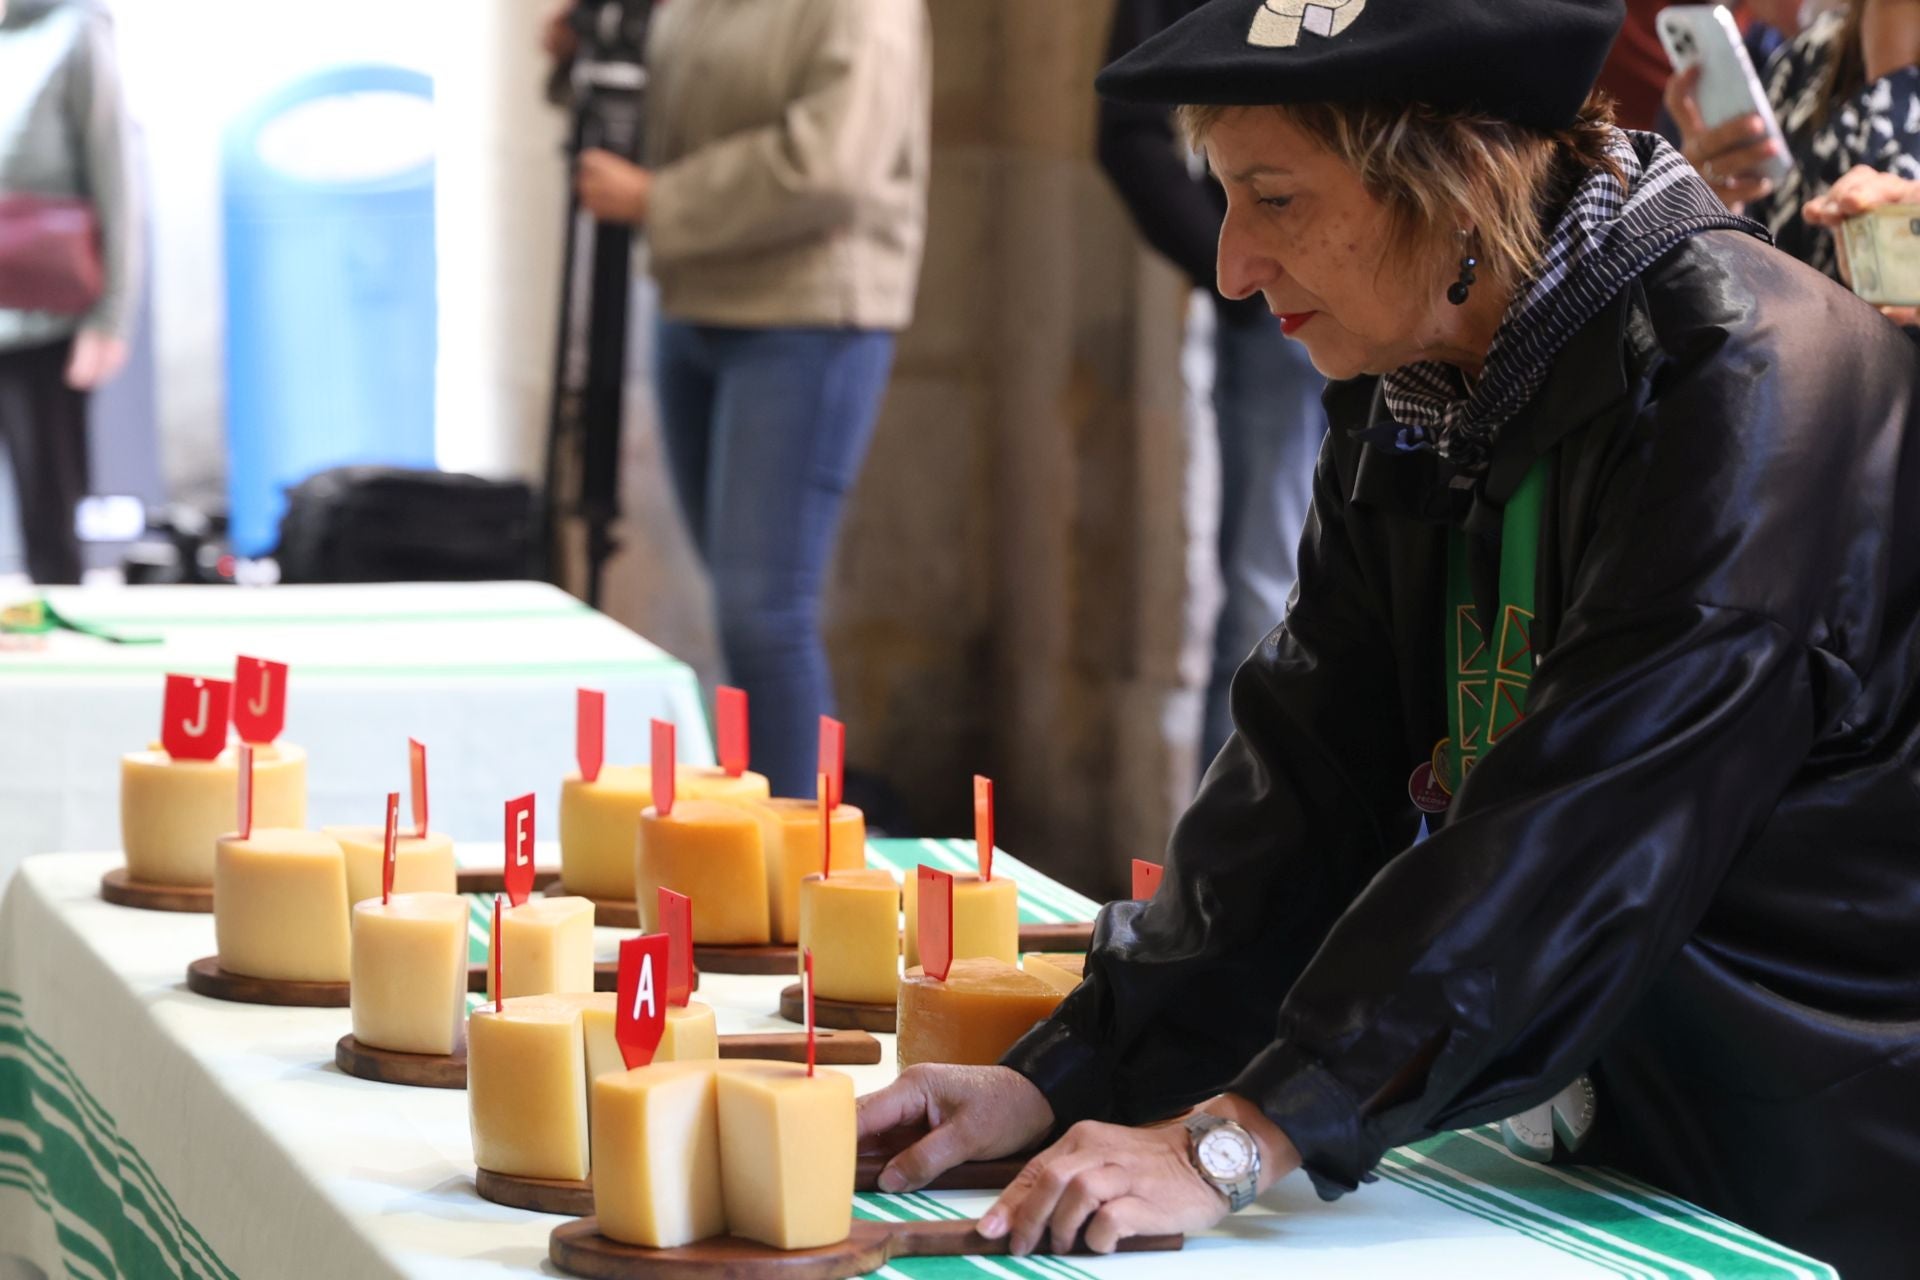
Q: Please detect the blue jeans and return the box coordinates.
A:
[1201,305,1327,765]
[652,320,894,797]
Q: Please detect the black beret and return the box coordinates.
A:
[1095,0,1628,132]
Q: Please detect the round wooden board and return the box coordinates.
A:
[335,1035,466,1089]
[588,896,640,929]
[476,1167,594,1217]
[693,943,798,975]
[100,867,212,913]
[456,867,563,896]
[1016,922,1093,953]
[777,983,895,1034]
[186,956,349,1007]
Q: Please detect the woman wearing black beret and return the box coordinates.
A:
[858,0,1920,1275]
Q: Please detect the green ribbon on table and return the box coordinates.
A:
[1,598,162,645]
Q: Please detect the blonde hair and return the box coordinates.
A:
[1176,93,1622,293]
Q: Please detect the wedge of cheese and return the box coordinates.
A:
[902,870,1018,969]
[798,869,900,1005]
[560,764,772,902]
[212,827,349,982]
[350,892,469,1055]
[490,896,595,1001]
[896,957,1064,1068]
[121,743,306,886]
[326,825,456,911]
[637,801,769,944]
[468,997,590,1180]
[591,1061,728,1248]
[733,797,867,944]
[1021,952,1086,994]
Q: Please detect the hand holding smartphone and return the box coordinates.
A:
[1658,5,1792,206]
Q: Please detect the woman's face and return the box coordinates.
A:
[1202,107,1467,381]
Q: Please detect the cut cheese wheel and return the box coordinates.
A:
[714,1061,856,1250]
[902,871,1018,969]
[326,825,456,911]
[637,801,769,944]
[798,869,900,1005]
[896,957,1064,1068]
[212,827,349,982]
[121,743,306,886]
[490,896,595,1001]
[561,764,771,901]
[542,992,718,1132]
[1021,952,1086,994]
[469,997,590,1181]
[732,797,867,943]
[592,1061,728,1248]
[350,892,469,1055]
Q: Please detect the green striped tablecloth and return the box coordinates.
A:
[0,850,1839,1280]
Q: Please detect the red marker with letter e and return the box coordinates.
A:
[919,866,954,982]
[659,888,693,1007]
[381,791,400,905]
[616,934,670,1069]
[577,689,605,784]
[651,720,675,817]
[162,674,230,761]
[408,738,428,838]
[504,794,536,908]
[717,686,749,778]
[973,775,994,881]
[1132,859,1163,900]
[232,655,287,745]
[236,744,254,839]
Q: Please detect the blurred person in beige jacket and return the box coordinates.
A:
[553,0,930,795]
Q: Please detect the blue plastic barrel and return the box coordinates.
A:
[223,65,437,556]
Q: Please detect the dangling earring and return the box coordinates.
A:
[1447,232,1478,306]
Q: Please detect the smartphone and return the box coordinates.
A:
[1657,4,1793,187]
[1840,205,1920,306]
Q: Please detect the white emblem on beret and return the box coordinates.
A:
[1248,0,1367,48]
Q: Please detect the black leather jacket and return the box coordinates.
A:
[1005,230,1920,1279]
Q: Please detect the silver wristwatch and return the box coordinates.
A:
[1183,1113,1261,1213]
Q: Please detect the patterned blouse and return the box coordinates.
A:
[1747,7,1920,279]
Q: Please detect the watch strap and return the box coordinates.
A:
[1184,1113,1259,1212]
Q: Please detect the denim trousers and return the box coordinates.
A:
[652,319,894,797]
[1199,304,1328,766]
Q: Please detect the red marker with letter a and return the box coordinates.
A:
[973,775,995,881]
[162,674,230,761]
[504,794,536,908]
[231,655,287,745]
[577,688,604,784]
[651,720,676,817]
[919,866,954,983]
[616,934,670,1069]
[717,686,749,778]
[1132,858,1163,900]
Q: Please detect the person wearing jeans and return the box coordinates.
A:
[558,0,931,796]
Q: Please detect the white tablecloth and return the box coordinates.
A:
[0,583,714,889]
[0,848,1835,1280]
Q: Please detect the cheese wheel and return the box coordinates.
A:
[121,743,306,886]
[734,798,867,943]
[212,827,350,982]
[468,997,590,1181]
[325,825,456,911]
[592,1061,728,1248]
[1021,952,1086,994]
[350,892,470,1055]
[798,870,900,1005]
[896,958,1064,1068]
[715,1061,856,1251]
[490,896,596,1001]
[560,764,771,901]
[637,801,770,944]
[902,871,1018,969]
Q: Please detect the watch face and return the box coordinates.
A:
[1196,1125,1255,1181]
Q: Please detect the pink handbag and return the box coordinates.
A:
[0,194,103,315]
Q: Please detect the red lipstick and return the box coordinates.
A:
[1277,311,1317,336]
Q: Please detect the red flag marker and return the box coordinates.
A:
[616,934,670,1069]
[651,720,676,818]
[236,744,254,840]
[817,716,845,810]
[232,655,288,745]
[919,866,954,982]
[577,689,605,784]
[803,948,817,1078]
[660,888,693,1007]
[381,791,400,905]
[818,772,832,880]
[491,895,503,1013]
[504,793,536,908]
[973,775,995,881]
[408,739,428,838]
[717,686,749,778]
[161,674,230,761]
[1132,858,1164,900]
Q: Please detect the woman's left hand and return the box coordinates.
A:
[576,149,652,224]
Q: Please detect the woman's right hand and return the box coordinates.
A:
[856,1065,1056,1193]
[1664,64,1783,211]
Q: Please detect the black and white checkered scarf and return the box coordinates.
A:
[1378,130,1761,470]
